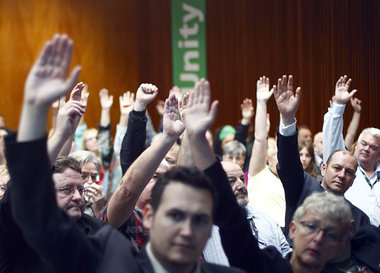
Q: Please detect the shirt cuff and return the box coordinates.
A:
[279,118,297,136]
[331,102,346,116]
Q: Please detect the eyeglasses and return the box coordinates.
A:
[81,172,100,182]
[299,221,340,243]
[56,186,88,196]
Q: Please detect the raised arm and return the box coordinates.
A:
[18,35,81,142]
[273,75,304,235]
[107,93,184,228]
[8,34,99,273]
[113,91,135,159]
[248,76,273,177]
[323,75,357,162]
[48,82,88,162]
[120,84,158,175]
[344,97,361,150]
[99,88,113,127]
[185,80,288,272]
[234,98,254,145]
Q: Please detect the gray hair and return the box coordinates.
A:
[358,127,380,142]
[69,150,101,172]
[293,192,352,229]
[223,140,246,156]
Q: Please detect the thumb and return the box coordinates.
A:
[208,101,219,125]
[64,66,81,92]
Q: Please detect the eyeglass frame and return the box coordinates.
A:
[55,186,88,197]
[298,220,342,243]
[81,172,100,182]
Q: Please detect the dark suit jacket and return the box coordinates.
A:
[135,247,246,273]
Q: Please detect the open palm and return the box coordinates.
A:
[24,34,80,106]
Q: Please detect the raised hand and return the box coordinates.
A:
[85,183,105,217]
[134,83,158,111]
[55,82,87,138]
[178,92,190,122]
[241,98,254,122]
[99,88,113,110]
[350,97,361,113]
[119,91,135,116]
[163,94,185,138]
[334,75,357,104]
[256,76,273,102]
[184,79,218,136]
[24,34,81,107]
[273,75,301,125]
[169,86,182,100]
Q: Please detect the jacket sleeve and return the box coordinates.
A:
[204,162,290,273]
[98,123,113,170]
[276,130,305,236]
[234,123,249,146]
[5,135,100,273]
[120,110,147,175]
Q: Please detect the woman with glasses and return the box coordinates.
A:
[70,150,105,217]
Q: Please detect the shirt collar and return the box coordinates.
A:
[146,242,201,273]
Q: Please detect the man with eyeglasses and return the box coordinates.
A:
[322,76,380,226]
[0,153,106,272]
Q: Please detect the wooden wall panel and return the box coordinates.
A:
[0,0,379,141]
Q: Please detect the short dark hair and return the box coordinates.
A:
[326,150,358,170]
[150,166,217,216]
[53,156,81,174]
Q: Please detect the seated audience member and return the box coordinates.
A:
[274,75,369,240]
[246,76,286,227]
[203,160,291,265]
[102,85,185,249]
[0,164,9,199]
[214,125,236,157]
[182,78,356,273]
[6,35,244,272]
[298,125,312,144]
[298,141,318,179]
[70,150,105,217]
[323,75,380,226]
[0,128,8,165]
[143,166,244,273]
[313,131,323,178]
[1,155,106,272]
[222,140,246,169]
[213,98,254,166]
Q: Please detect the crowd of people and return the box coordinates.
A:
[0,34,380,273]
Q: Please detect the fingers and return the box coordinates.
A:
[70,82,85,101]
[209,100,219,125]
[349,89,357,98]
[35,41,53,67]
[64,66,81,92]
[287,75,293,91]
[164,94,179,117]
[140,83,158,95]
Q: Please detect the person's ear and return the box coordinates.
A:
[143,204,154,230]
[289,221,297,240]
[321,163,327,176]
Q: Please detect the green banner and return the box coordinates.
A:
[171,0,207,93]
